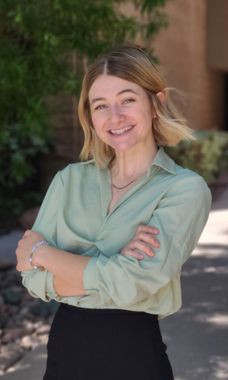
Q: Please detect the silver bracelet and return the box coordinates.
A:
[29,240,48,270]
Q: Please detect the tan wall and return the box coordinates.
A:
[150,0,224,130]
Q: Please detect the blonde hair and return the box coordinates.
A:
[78,45,195,168]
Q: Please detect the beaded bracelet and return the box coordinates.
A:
[29,240,48,270]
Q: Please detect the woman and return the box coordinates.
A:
[16,45,212,380]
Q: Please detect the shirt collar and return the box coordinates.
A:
[81,158,96,165]
[81,147,176,175]
[146,146,176,176]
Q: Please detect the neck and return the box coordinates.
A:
[110,141,158,182]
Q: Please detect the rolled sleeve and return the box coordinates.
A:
[21,269,51,302]
[21,269,67,303]
[83,175,212,308]
[45,271,62,301]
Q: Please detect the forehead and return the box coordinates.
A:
[89,75,142,99]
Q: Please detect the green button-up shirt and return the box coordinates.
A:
[21,147,211,319]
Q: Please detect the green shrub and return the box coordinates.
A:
[0,123,51,223]
[166,130,228,184]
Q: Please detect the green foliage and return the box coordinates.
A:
[0,123,51,222]
[0,0,169,220]
[166,130,228,184]
[0,123,50,187]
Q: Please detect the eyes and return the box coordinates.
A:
[92,98,136,112]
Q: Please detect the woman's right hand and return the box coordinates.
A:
[120,225,160,260]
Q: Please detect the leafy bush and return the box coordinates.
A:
[0,123,51,223]
[166,130,228,184]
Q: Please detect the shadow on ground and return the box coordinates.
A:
[160,242,228,380]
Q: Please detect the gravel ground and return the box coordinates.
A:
[0,266,58,376]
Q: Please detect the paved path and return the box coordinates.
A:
[0,187,227,379]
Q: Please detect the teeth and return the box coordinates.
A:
[110,125,133,135]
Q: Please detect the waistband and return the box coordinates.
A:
[59,303,158,318]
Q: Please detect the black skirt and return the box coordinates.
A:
[43,303,174,380]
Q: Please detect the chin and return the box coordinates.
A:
[110,142,138,153]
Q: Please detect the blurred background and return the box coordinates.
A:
[0,1,227,379]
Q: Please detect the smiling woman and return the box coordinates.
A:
[18,45,212,380]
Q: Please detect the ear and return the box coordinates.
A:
[152,91,165,119]
[156,91,165,103]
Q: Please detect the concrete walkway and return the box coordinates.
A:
[0,186,227,379]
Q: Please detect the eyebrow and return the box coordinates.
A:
[90,88,138,105]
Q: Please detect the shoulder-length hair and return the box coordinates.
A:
[78,45,194,168]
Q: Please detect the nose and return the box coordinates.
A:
[109,104,124,124]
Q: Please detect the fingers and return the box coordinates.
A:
[121,225,160,261]
[129,240,155,257]
[134,225,160,257]
[136,225,159,235]
[121,249,144,260]
[136,231,160,248]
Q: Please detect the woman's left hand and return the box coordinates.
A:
[16,230,44,272]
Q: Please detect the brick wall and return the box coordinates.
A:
[151,0,224,131]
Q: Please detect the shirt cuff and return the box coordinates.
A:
[45,271,62,301]
[83,256,100,293]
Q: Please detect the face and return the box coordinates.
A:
[88,75,155,154]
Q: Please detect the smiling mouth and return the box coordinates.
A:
[108,125,134,135]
